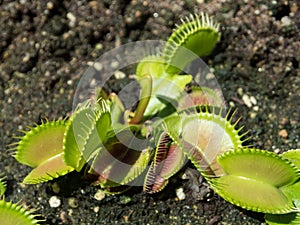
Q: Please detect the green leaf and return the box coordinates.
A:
[143,74,192,117]
[14,120,66,167]
[209,148,299,214]
[261,149,300,223]
[81,112,111,164]
[214,174,294,213]
[163,13,220,73]
[281,181,300,203]
[0,199,42,225]
[0,177,6,197]
[218,149,299,187]
[23,153,74,184]
[129,75,152,124]
[265,201,300,225]
[109,93,125,125]
[13,120,74,184]
[164,110,245,176]
[136,55,167,78]
[63,107,98,171]
[91,125,151,186]
[282,149,300,170]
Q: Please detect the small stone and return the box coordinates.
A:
[281,16,292,26]
[94,62,103,71]
[250,96,257,105]
[278,129,288,138]
[67,12,76,23]
[237,87,243,96]
[242,94,252,107]
[135,10,142,18]
[291,3,298,14]
[93,62,103,71]
[114,70,126,79]
[94,190,106,201]
[111,61,119,69]
[49,196,61,208]
[94,206,100,213]
[95,43,103,50]
[68,197,78,208]
[175,187,186,200]
[22,52,31,63]
[250,112,257,119]
[205,72,215,80]
[67,80,73,86]
[67,12,76,27]
[47,2,54,10]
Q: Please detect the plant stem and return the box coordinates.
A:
[129,75,152,124]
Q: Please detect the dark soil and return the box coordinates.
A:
[1,0,299,224]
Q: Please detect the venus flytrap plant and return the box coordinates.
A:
[13,120,73,184]
[0,176,6,197]
[11,12,300,225]
[0,177,43,225]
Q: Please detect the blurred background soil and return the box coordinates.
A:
[0,0,299,224]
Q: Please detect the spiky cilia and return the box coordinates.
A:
[11,12,300,225]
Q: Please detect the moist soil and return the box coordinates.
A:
[0,0,299,224]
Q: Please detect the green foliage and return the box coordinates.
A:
[163,12,220,73]
[0,200,42,225]
[13,120,73,184]
[0,177,6,197]
[208,148,299,214]
[11,12,300,225]
[164,109,246,177]
[264,150,300,224]
[0,178,42,225]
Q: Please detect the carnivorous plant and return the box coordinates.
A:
[11,12,300,224]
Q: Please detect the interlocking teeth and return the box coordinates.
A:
[163,12,221,73]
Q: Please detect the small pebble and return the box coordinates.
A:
[278,129,288,138]
[242,94,256,108]
[114,70,126,79]
[67,80,73,86]
[242,94,252,107]
[49,196,61,208]
[250,112,257,119]
[67,12,76,27]
[253,106,259,111]
[250,96,257,105]
[95,43,103,50]
[68,197,79,208]
[281,16,292,26]
[67,12,76,23]
[111,61,119,69]
[237,87,243,96]
[94,190,106,201]
[47,2,54,10]
[94,206,100,213]
[22,53,31,63]
[93,62,103,71]
[175,187,186,200]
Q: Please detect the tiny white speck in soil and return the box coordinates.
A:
[49,196,61,208]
